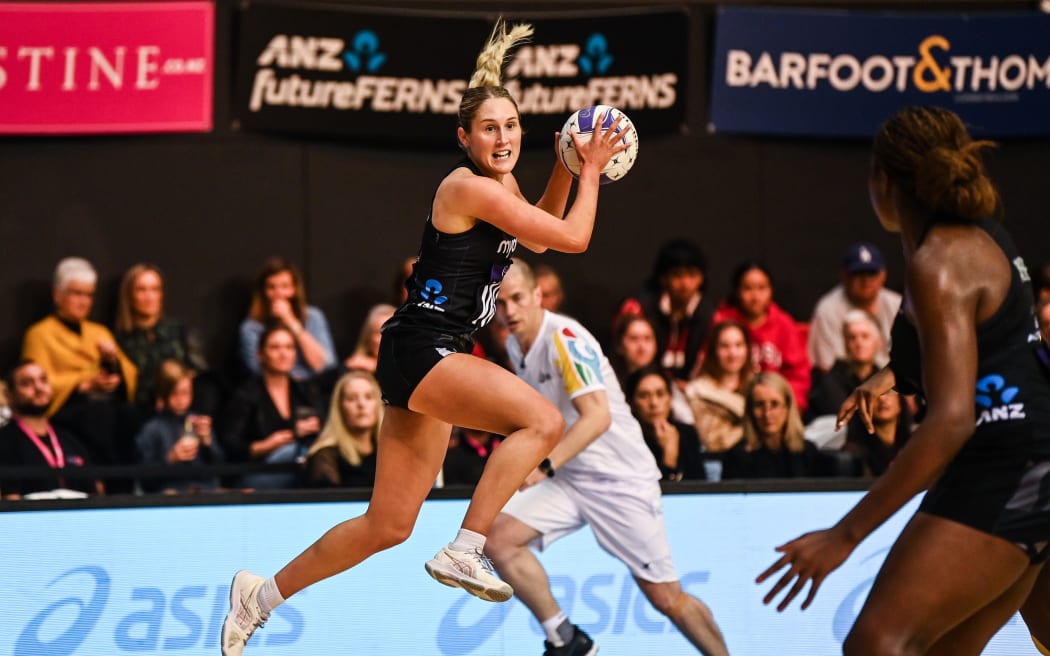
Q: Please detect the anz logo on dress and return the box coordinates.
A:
[975,374,1026,426]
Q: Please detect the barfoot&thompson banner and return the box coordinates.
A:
[709,7,1050,138]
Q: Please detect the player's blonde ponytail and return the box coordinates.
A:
[458,19,532,132]
[468,20,533,89]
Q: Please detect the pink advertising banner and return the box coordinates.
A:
[0,1,214,134]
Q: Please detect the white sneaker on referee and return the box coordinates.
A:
[425,545,514,602]
[221,570,270,656]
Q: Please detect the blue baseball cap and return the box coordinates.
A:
[842,242,885,274]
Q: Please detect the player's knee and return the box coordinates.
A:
[649,592,677,617]
[484,538,510,568]
[649,587,691,618]
[367,518,414,552]
[485,515,527,564]
[533,407,565,448]
[844,621,919,656]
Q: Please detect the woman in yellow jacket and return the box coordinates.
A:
[22,257,138,477]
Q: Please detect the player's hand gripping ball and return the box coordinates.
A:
[558,105,638,185]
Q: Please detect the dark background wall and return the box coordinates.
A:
[1,0,1045,377]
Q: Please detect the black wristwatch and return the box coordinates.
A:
[538,458,556,478]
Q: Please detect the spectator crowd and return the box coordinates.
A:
[2,246,1048,499]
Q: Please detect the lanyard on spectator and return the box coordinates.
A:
[14,417,65,469]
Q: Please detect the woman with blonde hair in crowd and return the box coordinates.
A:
[305,371,383,488]
[685,319,754,454]
[221,19,628,655]
[114,263,208,414]
[722,371,818,480]
[239,256,336,382]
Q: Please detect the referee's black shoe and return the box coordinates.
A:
[543,625,598,656]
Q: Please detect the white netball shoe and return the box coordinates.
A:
[425,545,513,602]
[221,570,270,656]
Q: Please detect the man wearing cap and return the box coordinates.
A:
[807,242,902,374]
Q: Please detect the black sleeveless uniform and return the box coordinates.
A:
[375,157,518,408]
[889,219,1050,560]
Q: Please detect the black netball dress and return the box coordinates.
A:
[890,219,1050,559]
[376,157,518,408]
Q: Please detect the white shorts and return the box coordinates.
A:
[501,476,678,583]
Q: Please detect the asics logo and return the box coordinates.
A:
[436,570,711,655]
[448,555,474,576]
[445,548,493,577]
[17,567,303,653]
[235,601,253,626]
[15,566,110,656]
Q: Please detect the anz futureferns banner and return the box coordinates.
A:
[233,3,686,142]
[0,493,1036,655]
[709,7,1050,137]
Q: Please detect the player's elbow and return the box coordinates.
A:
[559,234,591,254]
[575,404,612,438]
[594,407,612,434]
[522,241,548,254]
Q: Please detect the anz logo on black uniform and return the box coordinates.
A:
[418,278,449,312]
[975,374,1026,426]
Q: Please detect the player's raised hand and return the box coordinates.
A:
[836,367,897,433]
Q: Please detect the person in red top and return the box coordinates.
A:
[712,261,811,414]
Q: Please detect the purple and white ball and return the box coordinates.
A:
[558,105,639,185]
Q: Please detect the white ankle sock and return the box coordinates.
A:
[541,612,570,646]
[257,577,285,615]
[449,528,486,552]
